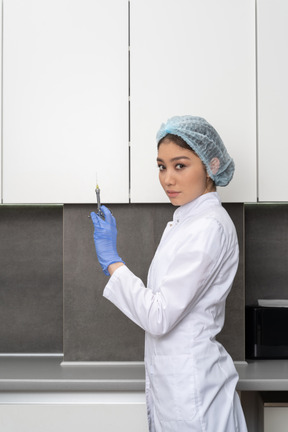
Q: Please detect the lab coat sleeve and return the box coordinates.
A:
[103,218,236,335]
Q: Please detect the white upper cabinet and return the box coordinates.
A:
[130,0,257,203]
[3,0,129,203]
[0,4,2,203]
[257,0,288,201]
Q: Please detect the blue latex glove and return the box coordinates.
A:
[90,205,125,276]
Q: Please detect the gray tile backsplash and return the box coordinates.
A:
[0,206,63,353]
[63,204,175,362]
[219,203,245,360]
[63,203,245,361]
[0,201,246,360]
[245,203,288,305]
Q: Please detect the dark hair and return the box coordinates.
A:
[157,133,193,152]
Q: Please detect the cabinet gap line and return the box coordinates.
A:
[128,0,131,203]
[1,0,3,204]
[255,0,260,202]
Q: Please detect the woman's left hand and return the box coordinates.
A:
[90,205,125,275]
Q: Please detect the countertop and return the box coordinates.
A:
[1,355,288,394]
[0,355,145,392]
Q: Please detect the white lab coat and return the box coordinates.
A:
[103,192,247,431]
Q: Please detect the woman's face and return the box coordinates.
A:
[157,138,213,206]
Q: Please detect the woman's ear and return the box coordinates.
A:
[209,157,220,175]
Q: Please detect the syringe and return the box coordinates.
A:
[95,184,105,220]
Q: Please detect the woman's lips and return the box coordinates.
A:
[166,191,180,198]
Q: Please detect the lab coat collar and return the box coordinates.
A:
[173,192,221,223]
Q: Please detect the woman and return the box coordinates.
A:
[91,115,247,431]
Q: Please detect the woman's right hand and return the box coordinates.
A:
[90,205,125,275]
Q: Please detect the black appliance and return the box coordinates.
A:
[246,306,288,359]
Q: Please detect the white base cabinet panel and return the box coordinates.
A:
[3,0,129,204]
[0,402,148,432]
[264,407,288,432]
[130,0,256,203]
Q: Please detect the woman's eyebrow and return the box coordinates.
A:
[157,156,191,162]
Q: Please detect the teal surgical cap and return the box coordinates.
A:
[156,115,235,187]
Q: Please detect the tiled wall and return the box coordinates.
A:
[0,206,63,353]
[245,204,288,305]
[1,200,264,361]
[63,203,244,361]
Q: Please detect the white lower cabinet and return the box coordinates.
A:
[264,406,288,432]
[0,394,148,432]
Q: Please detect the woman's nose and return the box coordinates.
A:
[164,169,176,186]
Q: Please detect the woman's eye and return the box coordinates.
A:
[176,163,185,170]
[158,164,165,171]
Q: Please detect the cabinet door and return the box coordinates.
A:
[130,0,256,203]
[0,4,2,203]
[0,403,149,432]
[257,0,288,201]
[3,0,128,204]
[264,407,288,432]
